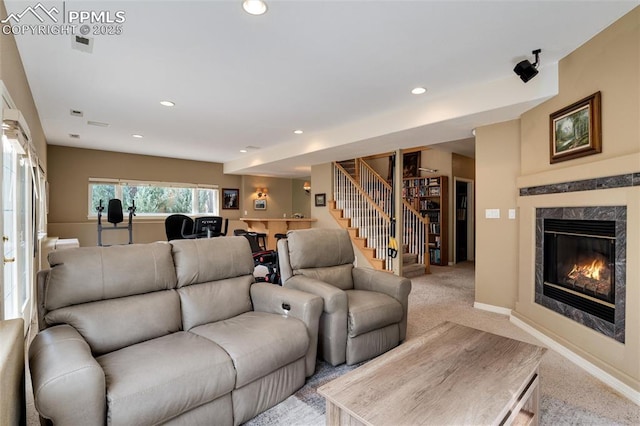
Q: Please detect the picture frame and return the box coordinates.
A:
[315,193,326,207]
[402,152,420,178]
[222,188,239,210]
[549,91,601,164]
[254,199,267,210]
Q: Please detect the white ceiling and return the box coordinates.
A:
[6,0,638,177]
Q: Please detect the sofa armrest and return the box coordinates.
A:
[282,275,347,314]
[250,283,323,376]
[352,267,412,340]
[29,325,106,425]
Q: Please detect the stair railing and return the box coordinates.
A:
[357,159,430,269]
[333,162,391,270]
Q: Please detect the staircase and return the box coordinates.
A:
[332,160,429,278]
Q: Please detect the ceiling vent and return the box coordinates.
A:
[69,134,80,139]
[70,109,83,117]
[87,120,109,127]
[72,35,94,54]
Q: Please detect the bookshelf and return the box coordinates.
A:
[402,176,448,265]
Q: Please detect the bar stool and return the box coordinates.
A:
[256,233,267,251]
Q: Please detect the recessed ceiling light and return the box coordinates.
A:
[240,149,248,153]
[411,87,427,95]
[242,0,267,15]
[294,130,303,134]
[132,134,144,139]
[160,100,175,107]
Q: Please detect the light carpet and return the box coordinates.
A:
[246,262,640,425]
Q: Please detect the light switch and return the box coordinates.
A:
[485,209,500,219]
[508,209,516,219]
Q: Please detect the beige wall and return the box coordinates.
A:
[291,178,312,218]
[0,1,46,171]
[520,8,640,175]
[496,8,640,392]
[241,175,293,220]
[47,146,296,246]
[452,153,475,181]
[474,120,520,308]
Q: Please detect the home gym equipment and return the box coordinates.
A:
[96,198,136,246]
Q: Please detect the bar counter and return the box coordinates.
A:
[240,218,316,250]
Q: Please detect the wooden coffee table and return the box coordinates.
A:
[318,322,546,426]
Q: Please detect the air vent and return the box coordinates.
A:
[69,134,80,139]
[87,121,109,127]
[71,35,94,54]
[70,109,83,117]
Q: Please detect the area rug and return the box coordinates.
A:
[246,263,639,425]
[246,361,626,426]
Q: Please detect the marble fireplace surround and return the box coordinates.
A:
[534,206,626,343]
[515,161,640,397]
[520,173,636,345]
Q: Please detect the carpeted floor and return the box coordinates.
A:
[246,262,640,425]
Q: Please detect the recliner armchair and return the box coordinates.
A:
[278,228,411,365]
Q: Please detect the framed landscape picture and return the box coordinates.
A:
[222,188,239,209]
[254,199,267,210]
[315,193,326,207]
[549,91,601,164]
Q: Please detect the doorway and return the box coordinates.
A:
[454,178,474,263]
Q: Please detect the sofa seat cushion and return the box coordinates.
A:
[190,311,309,388]
[346,290,403,338]
[97,331,235,426]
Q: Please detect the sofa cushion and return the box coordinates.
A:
[295,264,354,291]
[46,242,176,311]
[190,311,309,388]
[171,237,254,287]
[346,290,403,338]
[179,276,253,330]
[45,290,181,355]
[286,229,355,270]
[97,331,235,426]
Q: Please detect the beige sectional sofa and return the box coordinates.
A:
[29,236,323,425]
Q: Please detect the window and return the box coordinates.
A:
[88,179,219,217]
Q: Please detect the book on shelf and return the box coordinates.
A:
[429,248,441,264]
[427,187,440,196]
[429,223,440,235]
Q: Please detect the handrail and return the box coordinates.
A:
[357,158,391,189]
[357,158,429,268]
[357,158,429,226]
[335,162,390,221]
[333,162,391,270]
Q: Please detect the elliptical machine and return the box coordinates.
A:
[96,199,136,246]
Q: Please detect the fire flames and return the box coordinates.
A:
[568,259,605,281]
[565,257,612,299]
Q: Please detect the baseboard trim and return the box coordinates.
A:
[510,315,640,405]
[473,302,512,316]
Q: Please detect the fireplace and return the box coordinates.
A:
[543,219,615,323]
[535,206,625,343]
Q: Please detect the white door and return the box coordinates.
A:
[0,95,38,330]
[2,114,32,325]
